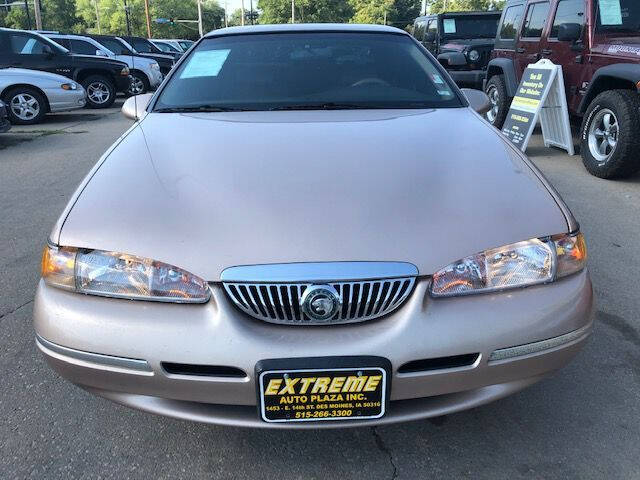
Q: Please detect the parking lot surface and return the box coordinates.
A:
[1,104,639,479]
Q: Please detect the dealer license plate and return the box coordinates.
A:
[258,367,387,423]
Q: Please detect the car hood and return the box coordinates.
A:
[1,67,72,83]
[57,108,569,281]
[70,54,128,68]
[592,37,640,60]
[439,38,495,52]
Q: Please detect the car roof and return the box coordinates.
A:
[204,23,408,38]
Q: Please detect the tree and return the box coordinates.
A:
[349,0,394,24]
[76,0,224,38]
[426,0,505,13]
[258,0,353,24]
[42,0,83,31]
[228,8,246,26]
[2,4,34,29]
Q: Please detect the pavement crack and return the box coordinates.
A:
[372,427,398,480]
[0,300,34,320]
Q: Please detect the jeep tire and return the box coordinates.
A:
[485,74,510,129]
[580,90,640,179]
[81,75,116,109]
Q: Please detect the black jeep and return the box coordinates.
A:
[413,11,502,89]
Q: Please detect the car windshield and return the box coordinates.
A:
[129,38,161,54]
[156,41,179,53]
[595,0,640,34]
[179,41,194,50]
[154,32,461,112]
[440,16,499,39]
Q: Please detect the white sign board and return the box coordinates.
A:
[501,59,574,155]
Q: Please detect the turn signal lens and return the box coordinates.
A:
[555,232,587,278]
[41,245,210,303]
[61,83,77,90]
[41,245,76,290]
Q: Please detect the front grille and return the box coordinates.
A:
[223,277,416,325]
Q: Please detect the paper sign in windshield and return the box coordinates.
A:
[443,19,457,33]
[599,0,623,25]
[180,49,231,79]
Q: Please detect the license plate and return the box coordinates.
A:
[258,366,387,423]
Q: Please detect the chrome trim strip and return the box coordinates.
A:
[488,323,592,363]
[36,334,153,374]
[220,262,419,283]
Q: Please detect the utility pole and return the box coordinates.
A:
[94,0,101,33]
[144,0,152,37]
[240,0,245,25]
[383,10,386,25]
[123,0,132,36]
[291,0,294,23]
[23,0,32,29]
[197,0,203,37]
[224,0,228,27]
[33,0,42,30]
[249,0,254,25]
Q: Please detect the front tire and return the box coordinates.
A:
[4,87,47,125]
[81,75,116,109]
[127,72,149,96]
[580,90,640,179]
[484,75,510,129]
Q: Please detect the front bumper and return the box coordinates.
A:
[46,88,86,113]
[34,270,593,428]
[448,70,486,88]
[114,75,133,93]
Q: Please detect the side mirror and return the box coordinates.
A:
[558,23,582,42]
[95,49,108,57]
[121,93,153,121]
[461,88,492,115]
[425,31,436,43]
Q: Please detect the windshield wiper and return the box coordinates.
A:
[269,103,373,111]
[154,105,248,113]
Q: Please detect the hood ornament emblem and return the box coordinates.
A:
[300,285,342,321]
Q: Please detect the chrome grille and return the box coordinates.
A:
[223,277,416,325]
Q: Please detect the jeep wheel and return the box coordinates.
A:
[485,75,510,128]
[82,75,116,109]
[580,90,640,179]
[4,86,47,125]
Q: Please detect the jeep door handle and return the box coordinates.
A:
[517,47,526,53]
[542,49,553,55]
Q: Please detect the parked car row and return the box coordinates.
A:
[0,27,192,125]
[414,0,640,179]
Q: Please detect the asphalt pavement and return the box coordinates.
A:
[1,103,639,479]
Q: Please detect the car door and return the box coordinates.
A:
[515,1,551,77]
[4,31,54,72]
[544,0,588,112]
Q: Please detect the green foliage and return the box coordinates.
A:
[1,5,34,29]
[228,8,246,26]
[75,0,223,38]
[42,0,82,31]
[258,0,353,24]
[427,0,505,13]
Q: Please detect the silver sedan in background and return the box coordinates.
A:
[0,68,85,125]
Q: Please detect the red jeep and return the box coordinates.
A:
[485,0,640,178]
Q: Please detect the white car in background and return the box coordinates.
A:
[153,38,194,52]
[46,34,163,95]
[0,67,85,124]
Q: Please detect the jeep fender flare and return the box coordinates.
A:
[437,52,467,67]
[485,58,518,97]
[579,64,640,114]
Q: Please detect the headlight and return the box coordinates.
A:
[467,49,480,62]
[61,82,77,90]
[430,233,586,297]
[120,67,130,76]
[150,62,160,71]
[41,245,210,303]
